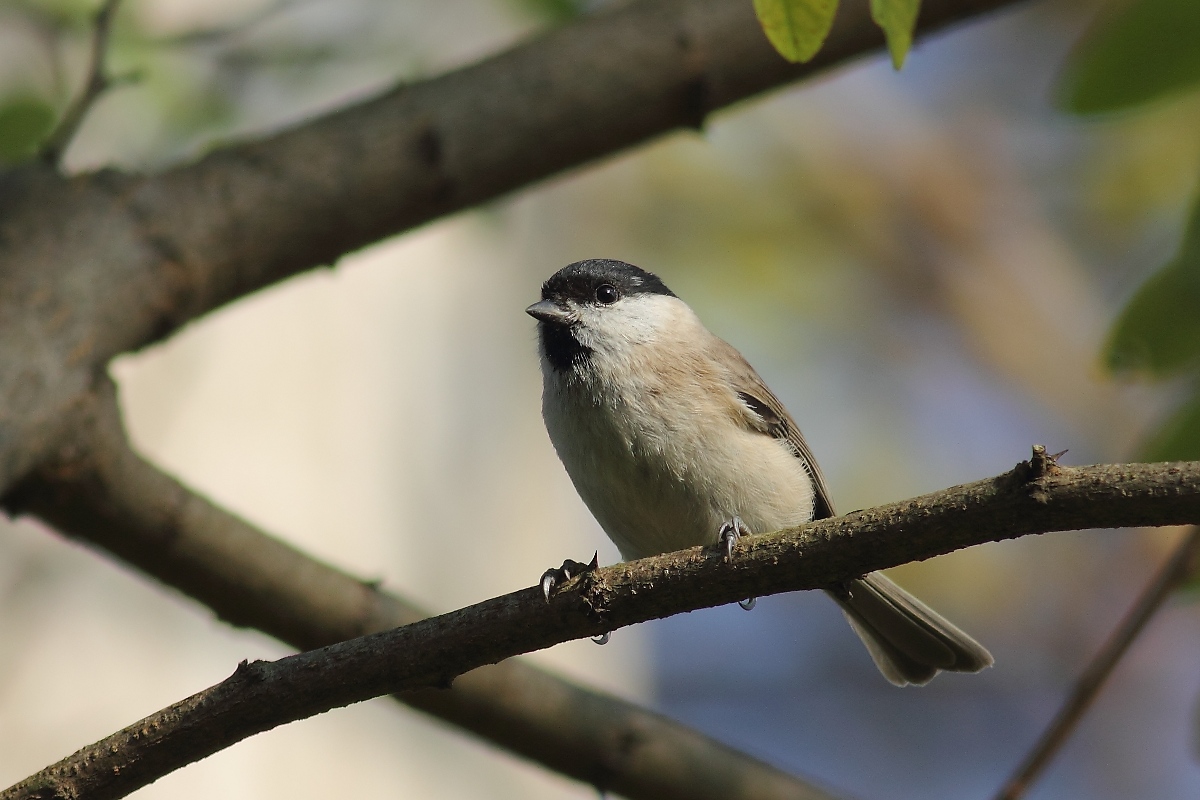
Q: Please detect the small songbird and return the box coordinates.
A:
[527,259,992,686]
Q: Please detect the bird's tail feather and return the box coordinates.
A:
[828,572,993,687]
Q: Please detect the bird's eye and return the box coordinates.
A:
[595,284,619,305]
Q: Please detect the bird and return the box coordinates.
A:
[526,258,992,686]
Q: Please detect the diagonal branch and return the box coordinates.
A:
[39,0,124,165]
[5,444,1200,800]
[0,0,1030,495]
[117,0,1024,338]
[2,381,836,800]
[993,526,1200,800]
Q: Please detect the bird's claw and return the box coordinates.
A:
[718,517,756,610]
[539,552,599,602]
[540,555,610,642]
[717,515,749,562]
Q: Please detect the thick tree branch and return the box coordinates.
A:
[0,0,1030,495]
[994,527,1200,800]
[5,444,1200,800]
[118,0,1023,332]
[2,381,836,800]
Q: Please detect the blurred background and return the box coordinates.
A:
[2,0,1200,797]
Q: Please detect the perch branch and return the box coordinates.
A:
[5,444,1200,800]
[2,381,835,800]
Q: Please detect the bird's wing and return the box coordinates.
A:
[709,336,836,520]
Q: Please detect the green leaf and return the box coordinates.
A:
[753,0,840,64]
[0,95,57,165]
[871,0,921,70]
[1142,386,1200,462]
[1059,0,1200,114]
[1106,192,1200,377]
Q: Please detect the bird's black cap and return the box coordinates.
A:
[540,259,675,305]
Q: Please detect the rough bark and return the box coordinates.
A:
[0,0,1054,796]
[3,381,834,800]
[0,0,1027,494]
[6,444,1199,800]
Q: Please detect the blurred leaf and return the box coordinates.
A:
[0,95,57,164]
[753,0,839,64]
[1141,386,1200,462]
[1060,0,1200,114]
[871,0,920,70]
[1106,190,1200,376]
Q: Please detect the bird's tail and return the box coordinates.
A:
[828,572,993,687]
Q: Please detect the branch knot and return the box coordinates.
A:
[232,659,267,683]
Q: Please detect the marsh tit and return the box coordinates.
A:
[527,259,992,686]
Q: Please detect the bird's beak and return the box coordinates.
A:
[526,300,574,325]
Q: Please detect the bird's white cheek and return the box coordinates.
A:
[574,295,682,354]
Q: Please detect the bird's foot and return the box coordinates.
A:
[539,552,599,602]
[717,515,749,561]
[718,516,756,611]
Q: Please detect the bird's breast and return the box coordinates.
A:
[541,369,815,561]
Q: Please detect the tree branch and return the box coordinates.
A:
[117,0,1024,335]
[994,526,1200,800]
[39,0,124,166]
[2,381,837,800]
[5,443,1200,800]
[0,0,1029,495]
[0,2,1041,793]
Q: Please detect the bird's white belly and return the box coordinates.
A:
[543,382,815,561]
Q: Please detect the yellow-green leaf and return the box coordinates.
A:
[871,0,921,70]
[1059,0,1200,114]
[753,0,840,64]
[1106,191,1200,377]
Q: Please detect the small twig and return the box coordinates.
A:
[39,0,124,165]
[993,527,1200,800]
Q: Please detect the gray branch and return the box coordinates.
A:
[5,443,1200,800]
[3,380,835,800]
[0,0,1049,796]
[0,0,1026,496]
[994,528,1200,800]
